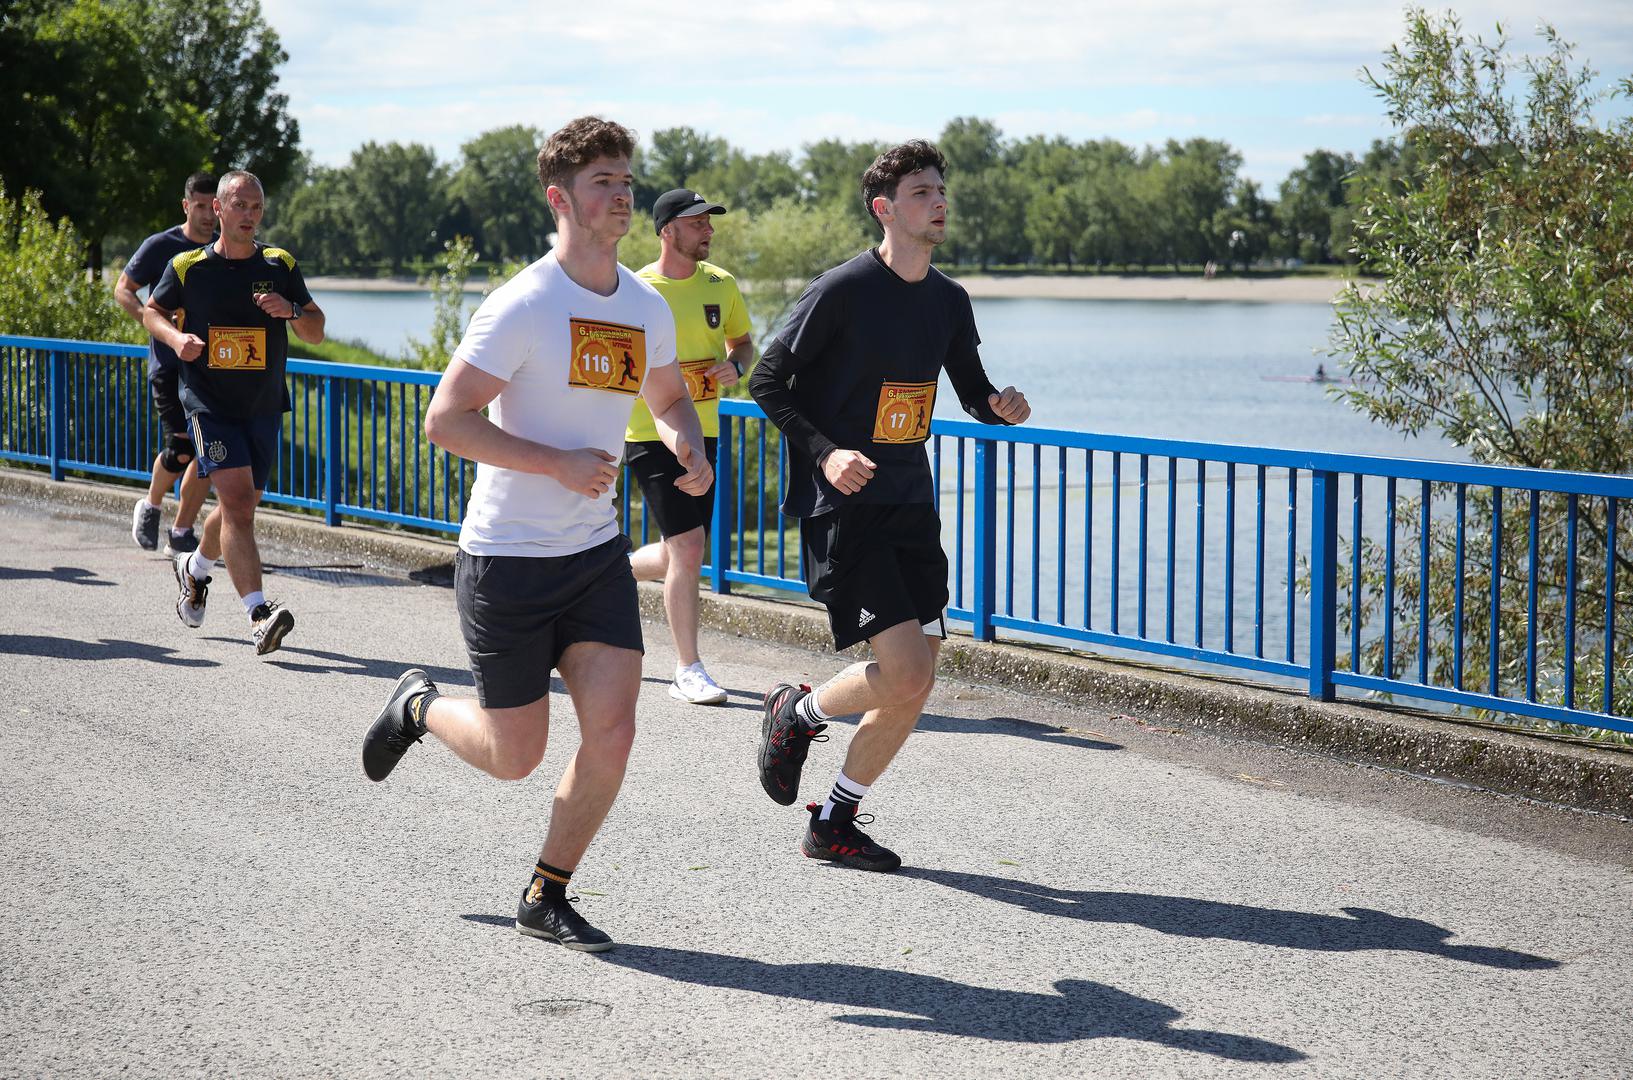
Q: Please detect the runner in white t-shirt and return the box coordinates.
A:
[360,118,710,954]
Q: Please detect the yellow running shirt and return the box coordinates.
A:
[625,260,751,442]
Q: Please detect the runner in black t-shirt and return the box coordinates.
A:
[143,170,328,656]
[114,171,217,556]
[748,140,1030,871]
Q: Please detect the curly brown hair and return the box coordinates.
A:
[536,117,637,218]
[860,140,948,233]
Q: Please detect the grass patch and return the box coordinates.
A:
[291,336,401,367]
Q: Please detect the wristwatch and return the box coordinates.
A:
[288,302,304,321]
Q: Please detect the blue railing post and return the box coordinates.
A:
[710,412,733,595]
[47,349,67,480]
[1308,469,1339,701]
[972,437,998,641]
[323,377,342,526]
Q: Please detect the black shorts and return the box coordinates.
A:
[624,437,717,540]
[189,411,281,491]
[455,535,643,709]
[802,502,949,652]
[149,366,188,438]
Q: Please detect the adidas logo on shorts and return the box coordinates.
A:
[858,607,876,628]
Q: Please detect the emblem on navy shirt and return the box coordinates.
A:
[252,280,274,294]
[704,304,721,329]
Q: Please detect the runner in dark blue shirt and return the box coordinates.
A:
[749,141,1030,873]
[143,170,327,656]
[114,171,217,556]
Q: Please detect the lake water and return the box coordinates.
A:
[308,288,1460,464]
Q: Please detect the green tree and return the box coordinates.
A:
[405,236,478,370]
[450,125,549,262]
[685,149,801,214]
[1276,148,1358,263]
[1,0,213,273]
[139,0,301,195]
[346,141,449,274]
[734,198,868,330]
[1330,11,1633,727]
[268,164,361,273]
[638,127,728,208]
[800,138,885,234]
[0,186,140,342]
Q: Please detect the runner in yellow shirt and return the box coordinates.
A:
[626,189,753,704]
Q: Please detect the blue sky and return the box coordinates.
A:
[260,1,1633,187]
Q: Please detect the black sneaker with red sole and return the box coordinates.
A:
[800,802,902,872]
[758,682,826,805]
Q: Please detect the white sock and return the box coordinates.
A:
[796,691,831,725]
[187,551,214,581]
[242,590,266,616]
[144,497,162,510]
[677,661,702,677]
[820,771,869,821]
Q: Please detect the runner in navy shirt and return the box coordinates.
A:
[144,170,326,656]
[114,172,217,556]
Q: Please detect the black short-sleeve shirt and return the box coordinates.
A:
[754,249,997,518]
[149,242,314,420]
[123,225,213,376]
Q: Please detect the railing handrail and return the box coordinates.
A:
[720,398,1633,499]
[5,334,1627,733]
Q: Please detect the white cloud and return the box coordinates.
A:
[261,0,1633,180]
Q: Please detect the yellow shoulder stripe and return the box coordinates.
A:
[262,246,296,270]
[172,247,210,285]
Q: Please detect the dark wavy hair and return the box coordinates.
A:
[861,140,948,233]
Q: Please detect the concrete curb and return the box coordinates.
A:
[7,465,1630,817]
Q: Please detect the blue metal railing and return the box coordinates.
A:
[4,335,1629,735]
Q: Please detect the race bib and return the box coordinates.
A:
[872,380,936,444]
[569,318,646,396]
[680,359,720,402]
[206,326,268,371]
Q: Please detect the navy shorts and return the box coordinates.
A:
[189,412,282,491]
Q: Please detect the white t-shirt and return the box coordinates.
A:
[454,251,677,557]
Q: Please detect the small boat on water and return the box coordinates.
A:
[1262,366,1351,385]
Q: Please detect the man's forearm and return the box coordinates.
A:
[425,407,563,476]
[141,308,181,351]
[652,396,705,459]
[291,308,326,345]
[114,286,145,322]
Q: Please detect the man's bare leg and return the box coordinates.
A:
[422,695,551,782]
[145,453,182,506]
[201,467,264,600]
[538,641,640,869]
[173,460,210,533]
[813,621,940,785]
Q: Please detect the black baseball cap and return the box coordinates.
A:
[653,188,727,234]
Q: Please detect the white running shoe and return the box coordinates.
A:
[173,552,209,628]
[670,662,727,705]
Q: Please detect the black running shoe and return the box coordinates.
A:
[516,887,614,952]
[250,601,295,655]
[758,682,826,805]
[132,499,160,551]
[800,802,902,872]
[163,529,199,557]
[362,669,435,782]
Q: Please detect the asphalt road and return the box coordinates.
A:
[2,494,1631,1079]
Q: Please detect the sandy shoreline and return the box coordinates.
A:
[306,272,1365,304]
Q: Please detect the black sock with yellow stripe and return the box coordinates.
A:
[526,861,573,905]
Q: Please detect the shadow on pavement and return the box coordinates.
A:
[823,710,1122,751]
[0,633,217,667]
[231,642,476,688]
[0,565,115,587]
[594,943,1305,1058]
[900,868,1559,970]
